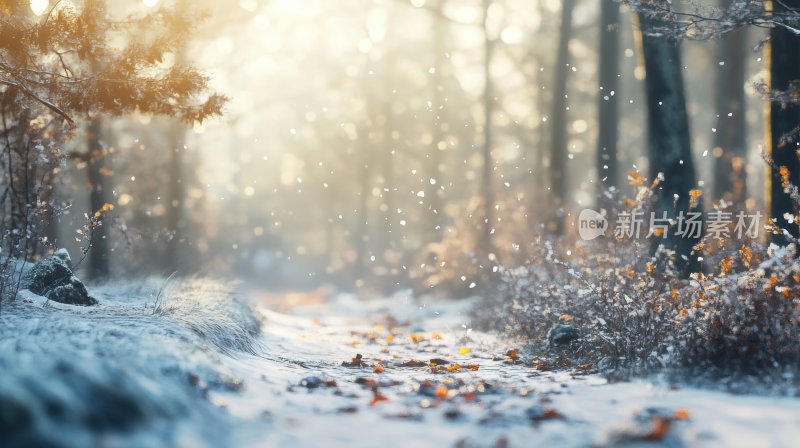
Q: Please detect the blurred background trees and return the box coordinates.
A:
[7,0,800,295]
[0,0,223,287]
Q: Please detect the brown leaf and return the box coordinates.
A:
[342,353,368,368]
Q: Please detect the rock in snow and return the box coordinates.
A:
[548,323,580,345]
[20,251,97,306]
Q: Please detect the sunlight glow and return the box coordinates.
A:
[29,0,48,16]
[142,0,159,7]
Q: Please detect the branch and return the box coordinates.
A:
[0,80,75,125]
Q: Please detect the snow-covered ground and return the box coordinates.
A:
[2,280,799,447]
[222,291,800,448]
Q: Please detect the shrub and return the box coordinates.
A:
[474,181,800,378]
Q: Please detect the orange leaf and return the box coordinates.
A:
[369,391,390,406]
[628,170,645,186]
[435,386,448,399]
[446,364,463,372]
[689,189,702,208]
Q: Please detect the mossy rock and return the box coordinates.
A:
[21,254,97,306]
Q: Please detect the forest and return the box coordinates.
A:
[1,0,799,447]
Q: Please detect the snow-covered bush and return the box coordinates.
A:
[479,237,799,374]
[475,179,800,376]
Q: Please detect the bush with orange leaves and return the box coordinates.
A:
[473,178,800,380]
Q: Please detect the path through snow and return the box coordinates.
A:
[216,291,800,448]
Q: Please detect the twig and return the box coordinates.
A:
[152,271,179,315]
[0,80,75,125]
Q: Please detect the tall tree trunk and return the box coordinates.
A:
[426,1,445,243]
[355,134,373,286]
[597,0,620,206]
[712,0,748,205]
[639,6,701,276]
[163,123,185,272]
[767,0,800,245]
[381,101,395,253]
[528,0,549,219]
[550,0,575,233]
[479,0,495,256]
[163,0,189,272]
[86,119,109,279]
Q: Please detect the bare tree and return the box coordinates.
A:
[767,0,800,244]
[550,0,576,233]
[163,121,187,271]
[86,119,110,278]
[426,0,446,243]
[712,0,749,205]
[597,0,621,206]
[479,0,495,255]
[639,3,702,275]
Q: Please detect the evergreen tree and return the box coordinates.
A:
[0,0,225,262]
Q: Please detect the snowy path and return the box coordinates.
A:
[214,291,800,448]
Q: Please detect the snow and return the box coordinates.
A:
[1,280,799,447]
[217,291,800,448]
[0,278,257,447]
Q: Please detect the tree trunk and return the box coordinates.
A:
[597,0,620,206]
[712,0,748,205]
[550,0,575,233]
[479,0,495,256]
[639,7,701,276]
[163,123,186,272]
[86,119,109,279]
[767,0,800,245]
[426,1,445,243]
[381,101,395,253]
[163,0,189,273]
[355,135,373,286]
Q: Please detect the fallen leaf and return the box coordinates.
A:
[647,417,671,441]
[398,360,427,368]
[435,386,449,399]
[342,354,368,368]
[446,364,463,372]
[369,389,390,406]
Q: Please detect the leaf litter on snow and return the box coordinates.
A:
[213,293,800,447]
